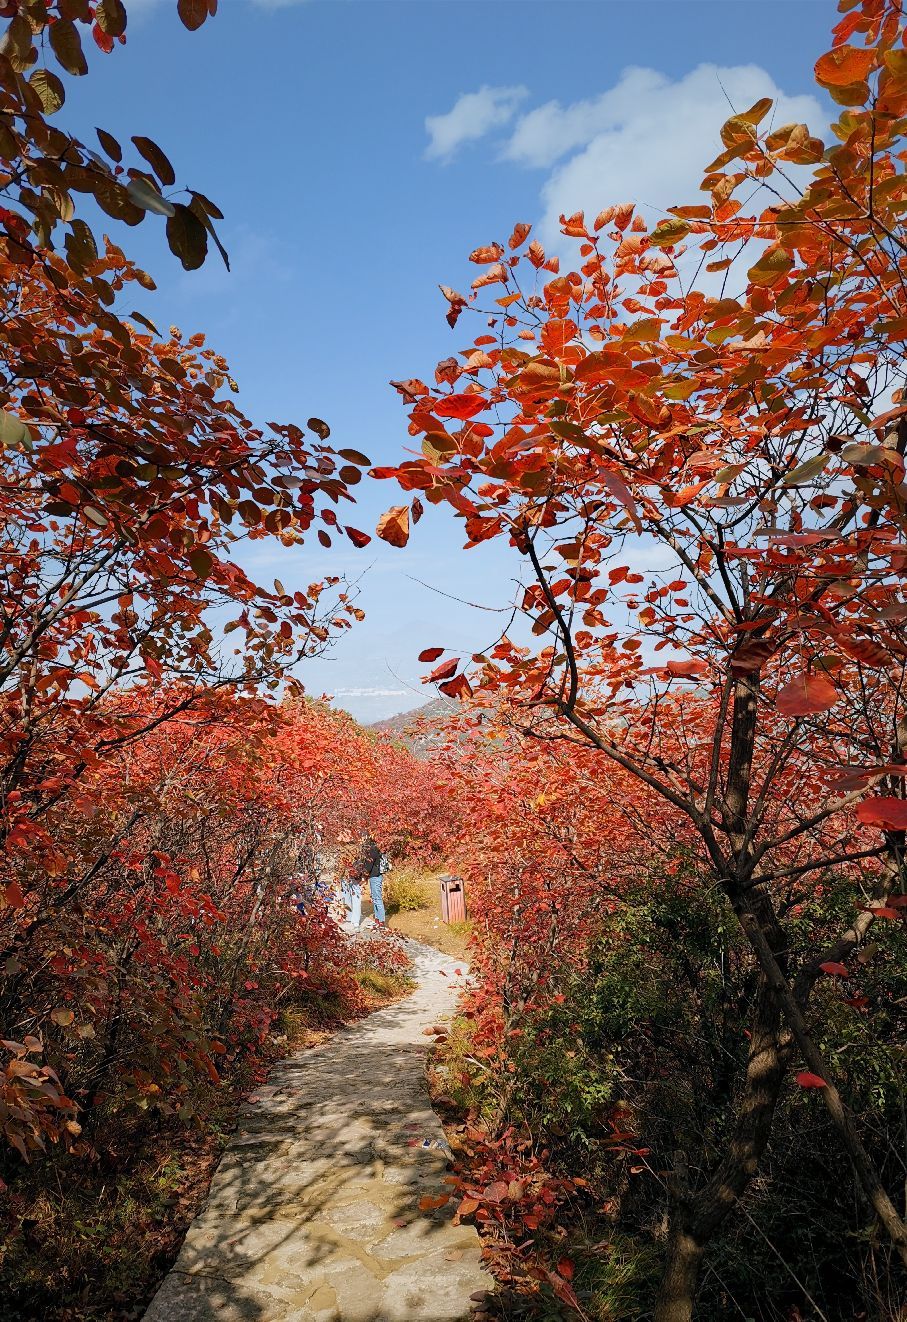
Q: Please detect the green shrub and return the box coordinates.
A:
[454,877,906,1319]
[383,865,431,913]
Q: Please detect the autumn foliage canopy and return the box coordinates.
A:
[0,0,437,1193]
[1,0,906,1318]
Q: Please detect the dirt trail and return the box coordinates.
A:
[143,939,492,1321]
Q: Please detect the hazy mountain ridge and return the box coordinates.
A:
[368,696,457,752]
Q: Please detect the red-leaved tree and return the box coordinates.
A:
[380,1,907,1313]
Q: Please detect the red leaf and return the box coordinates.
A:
[819,961,848,977]
[775,673,838,717]
[92,23,114,53]
[796,1071,827,1089]
[547,1271,582,1310]
[429,657,458,682]
[856,797,907,831]
[345,526,371,549]
[418,648,445,663]
[601,469,642,532]
[177,0,208,29]
[390,378,429,402]
[3,881,25,909]
[664,659,708,680]
[483,1180,509,1203]
[433,392,487,421]
[730,637,777,674]
[439,674,472,699]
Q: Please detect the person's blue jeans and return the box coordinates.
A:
[369,875,386,924]
[342,879,362,928]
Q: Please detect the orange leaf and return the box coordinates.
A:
[469,243,504,264]
[376,505,410,549]
[541,318,577,360]
[814,44,875,88]
[561,211,587,238]
[622,317,663,343]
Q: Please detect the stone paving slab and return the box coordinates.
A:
[144,940,493,1322]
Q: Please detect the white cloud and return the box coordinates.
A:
[506,64,824,246]
[425,85,528,162]
[334,687,407,699]
[505,67,667,169]
[424,65,823,255]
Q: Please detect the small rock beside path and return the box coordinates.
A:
[144,940,493,1322]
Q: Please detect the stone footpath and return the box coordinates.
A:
[144,940,493,1321]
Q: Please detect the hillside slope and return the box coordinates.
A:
[368,697,457,752]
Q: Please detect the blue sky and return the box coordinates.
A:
[63,0,835,720]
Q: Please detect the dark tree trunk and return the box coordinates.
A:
[654,941,788,1320]
[655,1224,705,1322]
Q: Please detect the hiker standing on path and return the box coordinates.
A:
[339,834,388,932]
[363,834,388,927]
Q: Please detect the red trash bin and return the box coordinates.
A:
[440,875,466,924]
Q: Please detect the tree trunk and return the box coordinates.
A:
[653,960,788,1319]
[737,894,907,1269]
[655,1224,705,1322]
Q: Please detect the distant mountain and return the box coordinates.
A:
[368,696,457,752]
